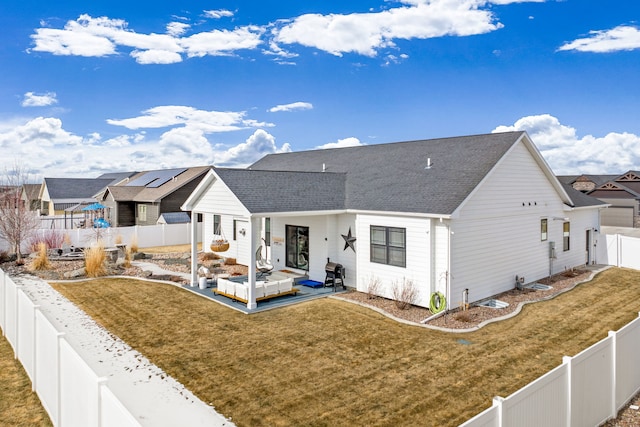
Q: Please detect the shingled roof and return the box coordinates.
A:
[215,168,346,213]
[249,132,528,215]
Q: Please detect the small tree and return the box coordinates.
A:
[0,163,39,263]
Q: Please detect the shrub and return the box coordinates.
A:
[130,235,139,253]
[123,246,132,268]
[454,310,472,323]
[391,278,418,310]
[27,230,64,252]
[224,257,236,266]
[29,242,51,270]
[0,250,9,263]
[114,234,123,245]
[85,242,107,277]
[365,274,382,299]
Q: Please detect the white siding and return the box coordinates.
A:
[451,141,602,305]
[356,214,432,308]
[191,178,248,216]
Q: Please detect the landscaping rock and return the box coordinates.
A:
[64,267,86,279]
[133,252,147,260]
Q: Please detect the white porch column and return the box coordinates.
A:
[189,212,198,287]
[246,216,259,309]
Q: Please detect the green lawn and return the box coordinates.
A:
[50,267,640,427]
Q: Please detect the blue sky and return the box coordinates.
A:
[1,0,639,179]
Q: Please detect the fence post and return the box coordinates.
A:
[492,396,504,427]
[96,377,108,427]
[563,355,572,427]
[608,330,617,421]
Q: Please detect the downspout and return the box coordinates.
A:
[446,221,452,312]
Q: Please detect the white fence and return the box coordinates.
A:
[0,270,141,427]
[460,313,640,427]
[0,222,201,253]
[597,234,640,271]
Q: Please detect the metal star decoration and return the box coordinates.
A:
[341,227,356,252]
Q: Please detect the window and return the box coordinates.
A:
[138,204,147,222]
[563,222,570,251]
[370,226,406,267]
[265,217,271,247]
[540,219,548,241]
[286,225,309,270]
[213,214,221,233]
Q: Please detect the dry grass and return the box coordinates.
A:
[50,268,640,427]
[140,243,201,254]
[84,242,106,277]
[0,333,52,426]
[29,242,51,271]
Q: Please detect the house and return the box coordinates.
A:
[38,175,126,216]
[182,132,607,311]
[577,172,640,228]
[20,184,41,212]
[99,166,210,227]
[557,174,617,193]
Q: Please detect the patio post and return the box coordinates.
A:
[189,211,198,287]
[246,217,258,310]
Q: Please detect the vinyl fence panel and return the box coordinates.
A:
[17,289,36,383]
[568,337,614,427]
[34,309,61,426]
[614,318,640,411]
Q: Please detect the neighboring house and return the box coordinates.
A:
[39,177,119,216]
[557,174,617,193]
[20,184,41,212]
[100,166,210,227]
[182,132,607,311]
[583,171,640,228]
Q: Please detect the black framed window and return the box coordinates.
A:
[541,218,548,241]
[370,226,406,267]
[563,222,570,251]
[286,225,309,270]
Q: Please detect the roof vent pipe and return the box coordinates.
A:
[322,163,326,172]
[425,158,433,169]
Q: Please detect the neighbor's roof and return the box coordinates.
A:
[43,177,115,200]
[109,166,210,203]
[249,132,530,215]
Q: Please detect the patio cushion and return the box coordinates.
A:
[235,283,248,300]
[277,278,293,293]
[264,281,280,296]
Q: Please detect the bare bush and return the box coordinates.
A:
[27,230,65,252]
[365,274,382,299]
[391,278,418,310]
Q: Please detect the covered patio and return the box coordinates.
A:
[184,272,346,314]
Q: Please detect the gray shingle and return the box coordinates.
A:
[249,132,526,215]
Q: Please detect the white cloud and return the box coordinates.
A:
[558,25,640,53]
[166,22,190,37]
[181,26,263,58]
[493,114,640,174]
[214,129,292,166]
[204,10,234,19]
[30,14,263,64]
[22,92,58,107]
[106,105,269,132]
[0,115,289,179]
[268,102,313,113]
[315,137,363,150]
[273,0,502,57]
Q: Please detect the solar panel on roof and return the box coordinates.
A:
[146,168,187,188]
[125,168,187,187]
